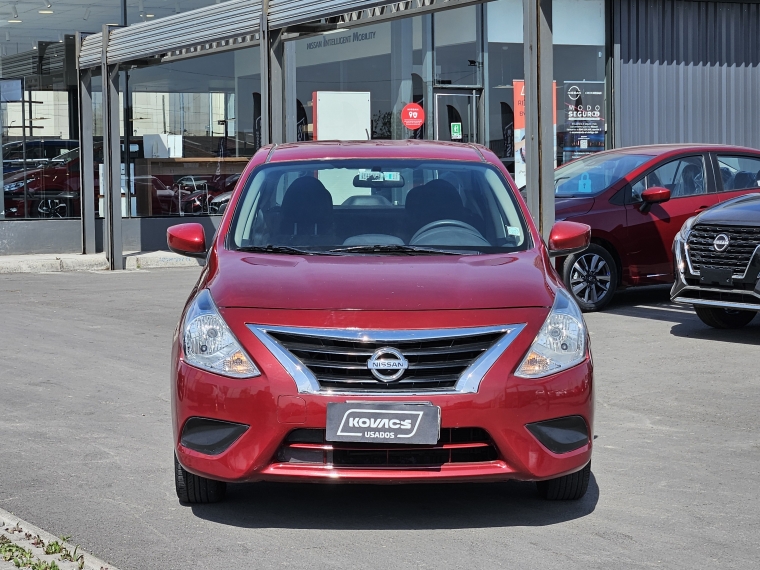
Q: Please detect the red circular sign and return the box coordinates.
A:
[401,103,425,130]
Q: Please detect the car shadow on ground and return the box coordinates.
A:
[189,474,599,530]
[602,286,760,345]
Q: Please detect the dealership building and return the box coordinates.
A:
[0,0,759,261]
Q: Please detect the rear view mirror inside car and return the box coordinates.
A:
[353,170,405,188]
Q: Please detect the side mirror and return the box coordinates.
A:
[639,186,671,213]
[548,221,591,258]
[167,223,207,259]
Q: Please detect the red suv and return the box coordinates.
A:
[168,140,594,503]
[553,145,760,311]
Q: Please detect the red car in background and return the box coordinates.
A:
[167,140,595,504]
[552,145,760,311]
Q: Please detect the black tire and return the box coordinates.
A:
[563,244,618,312]
[174,454,227,504]
[536,462,591,501]
[694,306,756,329]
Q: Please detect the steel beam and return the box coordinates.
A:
[76,32,96,254]
[101,25,124,270]
[523,0,555,240]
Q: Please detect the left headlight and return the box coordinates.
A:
[515,289,587,379]
[182,289,260,378]
[4,181,26,192]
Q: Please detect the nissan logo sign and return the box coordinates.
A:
[713,233,730,252]
[366,347,409,382]
[568,85,582,100]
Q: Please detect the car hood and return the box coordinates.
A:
[208,250,556,311]
[696,192,760,225]
[554,196,595,219]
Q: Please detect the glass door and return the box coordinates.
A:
[434,90,480,143]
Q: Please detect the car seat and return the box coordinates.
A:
[278,176,334,244]
[731,170,758,190]
[719,167,734,190]
[674,164,703,197]
[404,179,470,239]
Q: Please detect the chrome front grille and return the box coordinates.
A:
[247,324,525,394]
[687,224,760,275]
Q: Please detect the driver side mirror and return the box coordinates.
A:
[167,223,207,259]
[639,186,671,213]
[548,221,591,258]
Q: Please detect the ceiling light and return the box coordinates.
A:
[147,14,155,18]
[5,32,9,42]
[39,1,54,14]
[8,4,21,22]
[83,7,90,20]
[175,2,181,14]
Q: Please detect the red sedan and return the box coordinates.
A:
[553,145,760,310]
[168,140,594,503]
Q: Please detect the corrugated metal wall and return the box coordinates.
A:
[613,0,760,148]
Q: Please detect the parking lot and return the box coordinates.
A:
[1,267,758,570]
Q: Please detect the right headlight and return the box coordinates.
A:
[182,289,260,379]
[677,215,698,242]
[515,289,587,379]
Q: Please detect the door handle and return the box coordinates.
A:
[694,205,709,213]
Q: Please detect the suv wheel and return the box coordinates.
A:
[694,306,756,329]
[174,454,227,504]
[36,198,70,219]
[536,462,591,500]
[563,244,618,312]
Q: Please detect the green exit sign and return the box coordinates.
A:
[450,122,462,140]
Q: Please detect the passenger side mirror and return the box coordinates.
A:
[639,186,670,213]
[167,223,207,259]
[548,221,591,258]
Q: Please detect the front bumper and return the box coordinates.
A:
[172,308,594,484]
[671,236,760,311]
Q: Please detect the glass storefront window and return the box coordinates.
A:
[127,1,235,25]
[433,6,480,87]
[1,1,122,220]
[122,46,260,217]
[486,0,606,186]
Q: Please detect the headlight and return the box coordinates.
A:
[677,216,698,242]
[515,289,587,378]
[4,181,25,192]
[182,289,260,378]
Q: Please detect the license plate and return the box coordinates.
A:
[326,402,441,445]
[700,267,733,287]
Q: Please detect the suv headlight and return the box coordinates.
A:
[4,181,25,192]
[182,289,260,378]
[515,289,587,378]
[677,216,698,242]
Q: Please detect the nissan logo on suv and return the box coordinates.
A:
[366,347,409,382]
[713,233,730,252]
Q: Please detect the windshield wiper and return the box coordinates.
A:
[328,244,468,255]
[236,245,343,256]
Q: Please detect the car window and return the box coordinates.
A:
[631,156,707,202]
[231,159,530,255]
[716,155,760,191]
[554,153,652,198]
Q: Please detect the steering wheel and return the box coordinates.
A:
[410,219,488,246]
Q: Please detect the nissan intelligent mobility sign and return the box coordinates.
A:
[326,402,441,444]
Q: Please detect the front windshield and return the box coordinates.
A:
[230,160,530,255]
[554,152,652,197]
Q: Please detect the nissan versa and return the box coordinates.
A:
[168,140,594,504]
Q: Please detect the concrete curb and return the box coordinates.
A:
[0,507,120,570]
[0,251,204,273]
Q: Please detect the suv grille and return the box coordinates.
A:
[277,428,499,467]
[687,224,760,275]
[266,329,504,391]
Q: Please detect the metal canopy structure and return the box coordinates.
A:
[76,0,555,267]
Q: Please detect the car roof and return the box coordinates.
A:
[590,143,760,158]
[267,140,486,163]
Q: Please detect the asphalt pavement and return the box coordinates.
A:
[0,268,758,569]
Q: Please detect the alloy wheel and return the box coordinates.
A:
[570,253,612,304]
[37,199,69,219]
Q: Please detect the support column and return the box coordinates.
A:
[259,1,271,146]
[284,41,298,142]
[421,14,434,140]
[76,33,96,254]
[391,18,413,140]
[101,25,124,270]
[269,29,285,144]
[523,0,555,240]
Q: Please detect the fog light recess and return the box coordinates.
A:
[180,417,249,455]
[526,416,589,454]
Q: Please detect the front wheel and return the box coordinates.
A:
[563,244,618,312]
[694,306,756,329]
[35,198,71,219]
[174,454,226,504]
[536,462,591,500]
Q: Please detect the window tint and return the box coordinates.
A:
[633,156,707,201]
[554,152,652,198]
[716,155,760,191]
